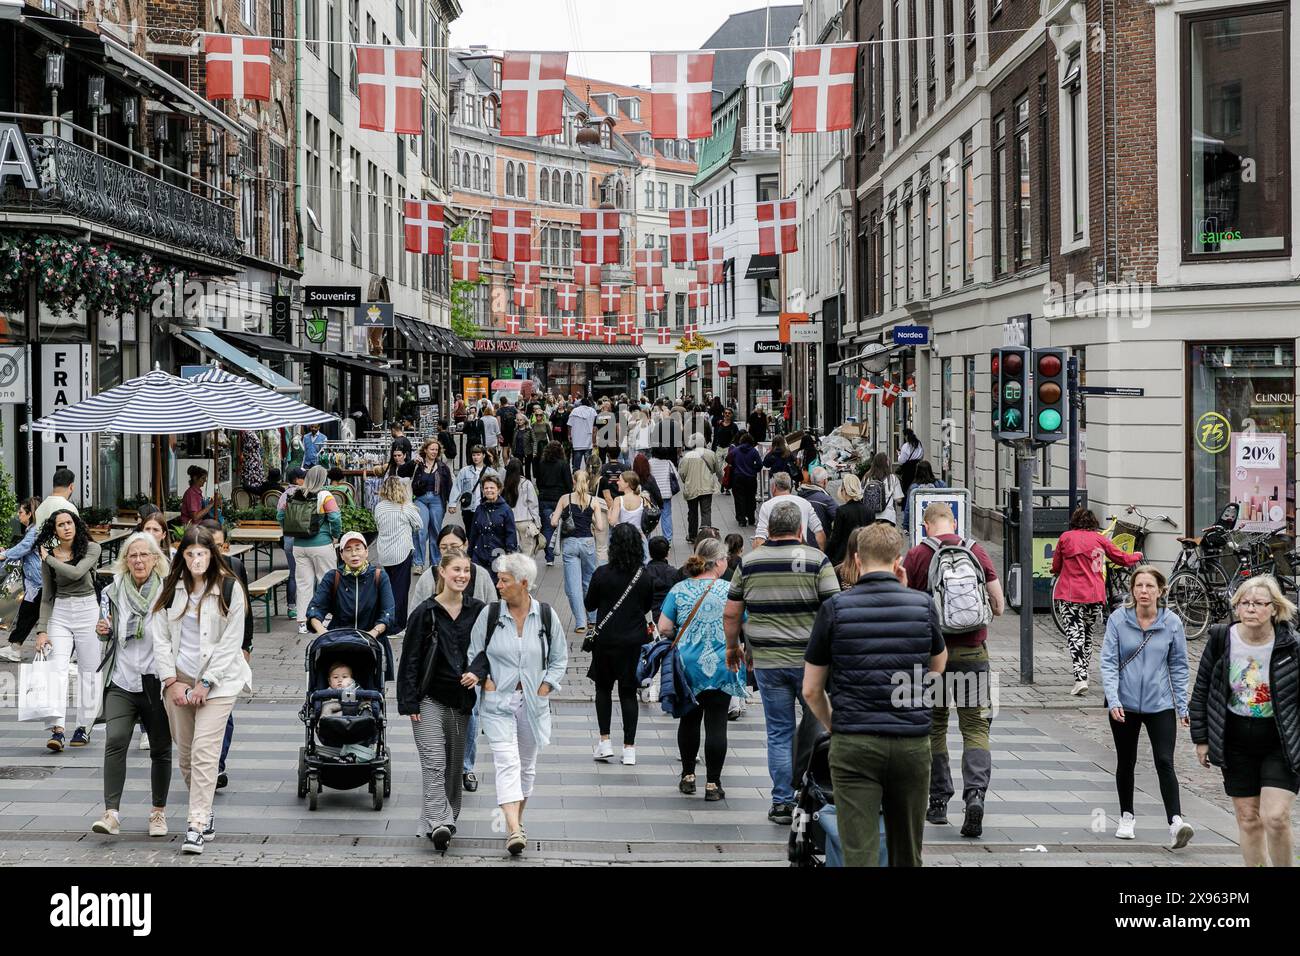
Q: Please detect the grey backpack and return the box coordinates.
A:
[923,536,994,635]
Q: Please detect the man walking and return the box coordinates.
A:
[34,468,79,526]
[752,472,825,551]
[678,432,723,543]
[803,523,947,866]
[902,502,1004,838]
[301,423,327,469]
[725,501,840,824]
[567,396,596,473]
[797,467,838,540]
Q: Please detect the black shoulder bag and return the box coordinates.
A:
[583,567,643,653]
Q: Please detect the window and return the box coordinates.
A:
[540,169,550,202]
[658,182,668,210]
[600,123,611,149]
[305,0,319,55]
[942,151,953,290]
[269,142,287,264]
[1060,51,1086,242]
[240,127,259,255]
[908,0,918,106]
[926,4,935,90]
[664,140,675,159]
[890,206,901,307]
[961,133,974,283]
[1014,96,1032,267]
[395,0,404,42]
[756,173,779,204]
[483,158,491,195]
[492,58,502,90]
[304,115,321,251]
[398,187,407,287]
[921,183,932,297]
[383,174,393,279]
[505,161,514,197]
[965,0,975,46]
[367,162,378,271]
[944,0,954,81]
[645,179,655,208]
[329,132,343,260]
[903,195,913,301]
[241,0,255,29]
[473,156,481,192]
[347,0,358,91]
[877,21,886,133]
[891,2,901,130]
[271,0,285,52]
[349,148,362,267]
[993,113,1008,276]
[462,153,470,191]
[563,171,573,204]
[867,35,877,142]
[483,96,496,129]
[451,150,459,186]
[755,59,782,150]
[675,184,685,208]
[1184,5,1290,259]
[516,163,525,199]
[575,175,583,205]
[1039,74,1050,260]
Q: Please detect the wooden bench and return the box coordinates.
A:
[247,570,290,633]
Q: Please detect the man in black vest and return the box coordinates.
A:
[802,523,947,867]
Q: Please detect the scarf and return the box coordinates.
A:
[109,572,161,642]
[341,561,371,578]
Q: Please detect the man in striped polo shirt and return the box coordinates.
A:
[724,502,840,825]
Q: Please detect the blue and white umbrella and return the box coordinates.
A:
[191,367,337,427]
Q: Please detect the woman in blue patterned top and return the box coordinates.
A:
[657,537,748,802]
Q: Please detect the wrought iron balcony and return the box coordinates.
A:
[0,132,239,261]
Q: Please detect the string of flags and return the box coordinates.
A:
[855,375,916,407]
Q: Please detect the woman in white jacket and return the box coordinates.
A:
[151,525,252,856]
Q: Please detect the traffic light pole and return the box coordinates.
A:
[1017,441,1036,685]
[1067,356,1079,514]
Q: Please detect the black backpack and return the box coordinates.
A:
[484,600,555,671]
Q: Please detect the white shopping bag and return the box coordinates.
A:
[18,651,67,724]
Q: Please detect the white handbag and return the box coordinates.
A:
[18,650,68,724]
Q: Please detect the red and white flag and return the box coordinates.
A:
[500,52,568,137]
[643,286,665,312]
[602,326,618,345]
[580,210,621,265]
[685,322,699,337]
[554,282,578,311]
[534,315,549,337]
[757,199,799,255]
[451,242,480,282]
[513,263,541,286]
[881,379,901,408]
[491,208,533,261]
[512,286,534,311]
[657,326,672,345]
[204,35,271,101]
[856,378,869,401]
[634,249,664,288]
[599,284,622,313]
[561,316,576,337]
[650,53,714,140]
[790,46,855,134]
[630,329,644,346]
[618,314,635,335]
[576,322,593,342]
[574,263,602,286]
[403,200,445,255]
[504,315,522,334]
[669,207,709,263]
[697,246,724,284]
[687,284,709,309]
[356,45,423,134]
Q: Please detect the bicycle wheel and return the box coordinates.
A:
[1168,571,1213,640]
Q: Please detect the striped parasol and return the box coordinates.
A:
[191,367,337,427]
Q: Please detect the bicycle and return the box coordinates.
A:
[1167,525,1290,639]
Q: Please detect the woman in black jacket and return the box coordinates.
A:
[584,524,654,766]
[1190,574,1300,867]
[398,552,485,853]
[762,435,801,484]
[534,441,573,567]
[826,473,875,565]
[462,408,485,452]
[746,406,770,443]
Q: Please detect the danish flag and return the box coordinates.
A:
[203,35,271,101]
[684,322,699,337]
[634,249,664,287]
[790,46,856,134]
[576,322,593,342]
[451,242,480,281]
[697,246,724,284]
[602,325,618,345]
[580,210,621,265]
[574,263,602,286]
[500,52,568,138]
[880,377,900,408]
[554,282,578,311]
[403,200,445,255]
[618,314,635,335]
[513,263,541,286]
[643,286,666,312]
[356,45,423,134]
[650,53,714,140]
[757,199,799,255]
[561,316,576,337]
[630,329,644,346]
[504,315,521,335]
[512,286,534,311]
[669,207,709,263]
[856,378,869,401]
[534,315,549,337]
[600,284,622,313]
[687,284,709,309]
[491,208,533,261]
[657,326,672,345]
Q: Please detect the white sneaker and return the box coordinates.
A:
[1170,816,1194,849]
[621,746,636,766]
[138,731,150,751]
[182,829,204,854]
[593,739,614,761]
[0,643,21,662]
[297,622,309,635]
[1071,680,1089,696]
[1115,812,1136,839]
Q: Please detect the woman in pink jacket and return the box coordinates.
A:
[1051,508,1144,697]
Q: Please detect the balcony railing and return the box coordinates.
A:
[0,132,239,261]
[741,126,781,153]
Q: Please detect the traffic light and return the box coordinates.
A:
[991,346,1029,441]
[1033,347,1068,442]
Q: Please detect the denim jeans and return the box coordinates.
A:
[282,536,297,607]
[754,665,809,805]
[218,712,234,774]
[659,498,674,542]
[562,535,598,627]
[571,448,591,473]
[463,687,481,774]
[413,492,445,569]
[539,500,557,562]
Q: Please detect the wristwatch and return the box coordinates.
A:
[199,679,214,691]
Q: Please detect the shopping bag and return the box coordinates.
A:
[18,652,67,723]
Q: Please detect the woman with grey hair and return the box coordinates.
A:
[91,532,173,837]
[278,464,343,634]
[462,552,567,856]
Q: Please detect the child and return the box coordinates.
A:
[319,663,377,762]
[723,533,744,582]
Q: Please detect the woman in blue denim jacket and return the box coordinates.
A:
[0,497,44,661]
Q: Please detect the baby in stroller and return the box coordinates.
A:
[319,663,376,762]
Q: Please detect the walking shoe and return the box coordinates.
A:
[47,731,65,752]
[182,829,204,855]
[138,731,150,751]
[0,643,21,662]
[91,811,120,835]
[288,608,297,619]
[148,810,168,838]
[413,565,426,576]
[546,558,555,568]
[960,792,985,838]
[727,697,742,720]
[927,796,949,825]
[506,830,526,856]
[69,726,90,747]
[216,772,228,790]
[1169,816,1194,849]
[202,815,215,841]
[593,739,614,761]
[297,621,309,635]
[462,772,478,793]
[705,783,725,802]
[1115,812,1136,840]
[431,825,452,853]
[768,802,795,825]
[621,746,636,766]
[574,625,587,636]
[1071,680,1089,696]
[679,773,696,795]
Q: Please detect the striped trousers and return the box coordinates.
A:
[411,698,470,833]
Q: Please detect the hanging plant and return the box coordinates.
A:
[0,232,170,316]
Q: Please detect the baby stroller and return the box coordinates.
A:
[788,714,837,867]
[296,629,391,811]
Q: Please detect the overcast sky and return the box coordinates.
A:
[449,0,793,87]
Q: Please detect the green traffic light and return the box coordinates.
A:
[1038,409,1062,431]
[1004,408,1022,429]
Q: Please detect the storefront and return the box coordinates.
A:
[467,339,645,399]
[1188,342,1296,533]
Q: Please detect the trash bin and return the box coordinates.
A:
[1004,489,1086,612]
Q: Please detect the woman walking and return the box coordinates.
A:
[896,427,924,496]
[503,460,542,558]
[91,532,172,838]
[1053,507,1145,696]
[463,553,568,856]
[1191,576,1300,866]
[1099,566,1193,848]
[534,441,572,568]
[657,538,749,800]
[899,460,947,540]
[727,432,764,527]
[762,436,801,485]
[375,476,423,634]
[278,465,342,635]
[412,438,453,573]
[0,496,42,662]
[609,470,653,562]
[151,525,252,855]
[32,510,102,751]
[467,474,517,581]
[585,524,654,765]
[451,445,496,535]
[480,404,501,459]
[826,475,873,565]
[647,448,682,544]
[550,469,604,635]
[399,552,485,853]
[864,452,904,528]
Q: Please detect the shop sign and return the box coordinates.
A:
[892,325,930,346]
[416,383,432,402]
[0,346,25,403]
[39,344,92,507]
[1194,411,1231,454]
[473,339,519,352]
[1232,433,1287,526]
[303,286,361,308]
[723,342,737,355]
[1253,392,1294,407]
[754,340,784,355]
[303,309,329,344]
[463,376,490,404]
[354,302,394,328]
[0,123,38,189]
[271,295,292,342]
[788,322,822,343]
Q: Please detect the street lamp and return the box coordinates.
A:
[87,75,105,153]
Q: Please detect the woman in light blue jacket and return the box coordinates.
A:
[1100,565,1193,849]
[0,497,43,661]
[463,552,567,857]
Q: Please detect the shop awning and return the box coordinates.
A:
[505,340,646,360]
[648,365,699,389]
[301,345,409,379]
[745,255,780,279]
[95,35,243,137]
[214,328,299,358]
[433,325,474,358]
[173,327,300,393]
[394,315,438,353]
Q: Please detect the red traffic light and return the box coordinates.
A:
[991,356,1000,375]
[1003,352,1023,375]
[1038,353,1062,377]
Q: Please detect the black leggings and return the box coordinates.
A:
[677,690,731,785]
[594,676,640,745]
[1109,708,1182,822]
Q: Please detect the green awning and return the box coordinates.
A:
[693,119,737,188]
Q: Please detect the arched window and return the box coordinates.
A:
[575,175,583,205]
[539,168,550,202]
[615,181,625,209]
[452,151,460,186]
[462,153,470,190]
[592,176,599,205]
[483,159,492,194]
[473,155,481,191]
[505,161,514,196]
[516,162,525,198]
[483,96,497,129]
[563,171,573,204]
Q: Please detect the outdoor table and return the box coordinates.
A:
[228,527,283,578]
[90,528,132,565]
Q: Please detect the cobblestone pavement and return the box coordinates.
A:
[0,490,1271,865]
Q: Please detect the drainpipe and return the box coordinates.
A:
[1098,0,1108,286]
[1110,0,1119,282]
[294,0,304,274]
